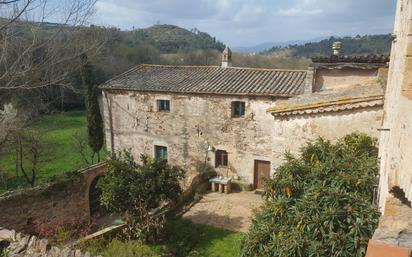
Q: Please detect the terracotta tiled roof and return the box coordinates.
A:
[311,54,389,64]
[268,84,384,117]
[100,64,307,97]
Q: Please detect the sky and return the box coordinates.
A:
[93,0,397,47]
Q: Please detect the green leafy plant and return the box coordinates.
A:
[241,133,380,257]
[98,150,185,243]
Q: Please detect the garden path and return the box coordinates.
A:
[182,191,263,232]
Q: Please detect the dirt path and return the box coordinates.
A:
[182,191,263,232]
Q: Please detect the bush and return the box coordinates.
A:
[98,150,185,243]
[82,237,161,257]
[241,133,380,257]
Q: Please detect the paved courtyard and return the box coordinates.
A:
[182,191,264,232]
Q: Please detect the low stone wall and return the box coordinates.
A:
[0,163,107,234]
[0,227,99,257]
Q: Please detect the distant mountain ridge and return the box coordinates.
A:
[233,38,326,53]
[264,34,392,57]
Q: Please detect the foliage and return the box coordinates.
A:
[82,219,243,257]
[35,218,97,245]
[0,112,107,193]
[265,34,392,57]
[195,161,215,174]
[241,133,380,257]
[0,249,8,257]
[81,54,105,162]
[98,150,185,243]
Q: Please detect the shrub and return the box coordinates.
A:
[241,133,380,257]
[82,237,161,257]
[98,150,185,243]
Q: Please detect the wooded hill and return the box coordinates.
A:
[265,34,392,57]
[128,24,226,53]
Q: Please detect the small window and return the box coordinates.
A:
[232,101,245,117]
[215,150,228,167]
[157,100,170,112]
[154,145,168,161]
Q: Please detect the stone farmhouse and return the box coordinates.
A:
[100,47,388,189]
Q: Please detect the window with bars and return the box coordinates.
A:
[154,145,168,161]
[215,150,228,167]
[232,101,245,117]
[157,100,170,112]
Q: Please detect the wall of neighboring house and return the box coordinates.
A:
[378,0,412,210]
[314,68,380,91]
[102,90,277,186]
[271,107,383,168]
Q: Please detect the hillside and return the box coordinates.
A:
[265,34,392,57]
[128,25,226,53]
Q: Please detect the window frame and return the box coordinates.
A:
[215,150,228,168]
[231,101,246,118]
[157,99,170,112]
[154,145,168,161]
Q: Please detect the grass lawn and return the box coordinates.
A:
[83,219,243,257]
[0,111,106,193]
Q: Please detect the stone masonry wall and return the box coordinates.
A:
[0,228,99,257]
[102,90,383,186]
[0,163,106,234]
[272,107,383,168]
[102,90,276,185]
[314,68,379,92]
[378,0,412,210]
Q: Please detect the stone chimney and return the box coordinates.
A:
[332,42,342,56]
[221,47,232,68]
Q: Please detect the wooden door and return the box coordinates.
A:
[254,160,271,190]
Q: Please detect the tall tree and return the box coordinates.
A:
[81,54,104,162]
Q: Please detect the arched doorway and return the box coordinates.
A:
[89,176,103,218]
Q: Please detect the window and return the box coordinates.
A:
[154,145,168,161]
[215,150,228,167]
[157,100,170,112]
[232,101,245,117]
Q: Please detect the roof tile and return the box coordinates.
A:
[101,64,307,97]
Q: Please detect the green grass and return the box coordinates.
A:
[0,111,106,193]
[82,219,243,257]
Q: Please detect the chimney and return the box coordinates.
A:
[221,47,232,68]
[332,42,342,56]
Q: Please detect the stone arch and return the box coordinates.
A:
[83,163,108,220]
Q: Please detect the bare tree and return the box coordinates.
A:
[72,129,93,165]
[14,129,46,187]
[0,0,105,92]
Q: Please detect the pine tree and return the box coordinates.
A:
[81,54,104,162]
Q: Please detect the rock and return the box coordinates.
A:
[37,239,50,254]
[399,229,412,249]
[2,230,94,257]
[27,235,37,249]
[0,229,14,241]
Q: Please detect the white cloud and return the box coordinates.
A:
[277,8,322,17]
[91,0,396,46]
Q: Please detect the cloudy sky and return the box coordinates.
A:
[93,0,397,47]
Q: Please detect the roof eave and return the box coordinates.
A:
[267,95,384,116]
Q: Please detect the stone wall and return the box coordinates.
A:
[0,228,99,257]
[102,90,277,186]
[271,107,383,167]
[102,89,384,187]
[313,68,380,92]
[378,0,412,210]
[0,163,106,234]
